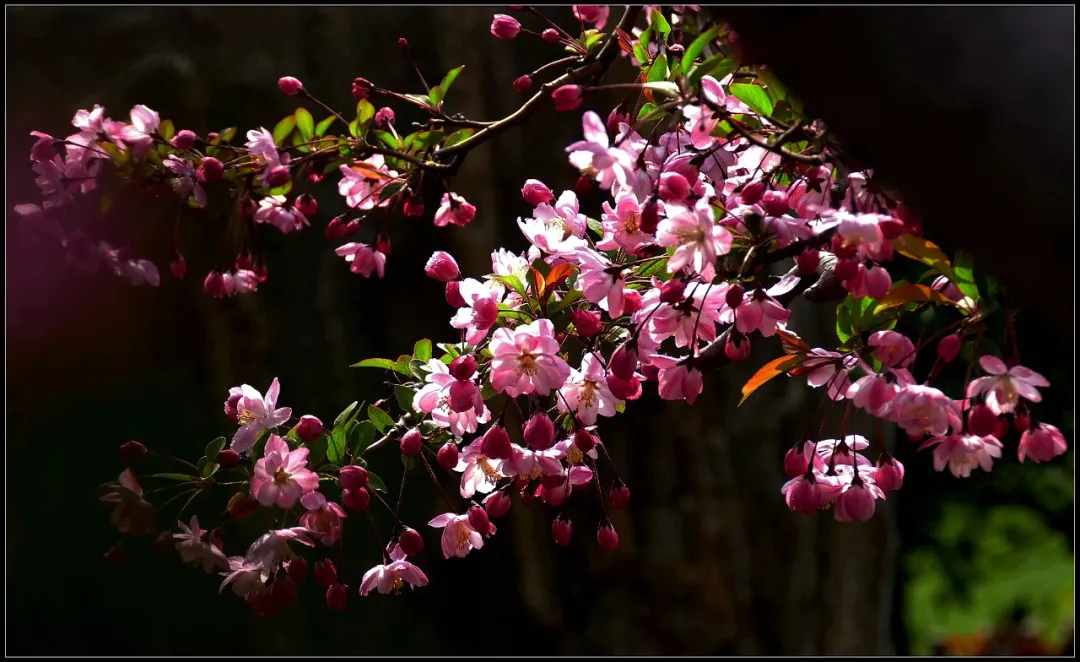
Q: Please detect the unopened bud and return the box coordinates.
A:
[573,429,596,453]
[521,179,553,206]
[606,103,629,133]
[425,251,461,282]
[468,505,492,535]
[639,199,660,234]
[398,527,424,556]
[609,481,630,508]
[449,354,477,380]
[278,76,304,96]
[286,557,309,582]
[436,442,459,471]
[120,440,147,465]
[400,429,422,457]
[523,413,556,451]
[445,281,466,308]
[660,278,686,303]
[170,129,197,151]
[374,107,395,130]
[339,465,369,490]
[351,77,374,101]
[937,333,962,363]
[597,522,620,551]
[551,516,573,546]
[513,75,532,93]
[295,193,318,218]
[968,404,999,437]
[761,190,789,216]
[227,493,260,520]
[217,449,241,468]
[343,487,370,512]
[483,490,512,519]
[314,559,338,587]
[740,180,766,205]
[170,255,187,279]
[574,174,593,195]
[571,308,602,337]
[481,426,513,460]
[552,85,583,112]
[541,28,560,44]
[264,165,291,188]
[326,582,348,611]
[295,415,323,442]
[795,248,820,275]
[196,156,224,183]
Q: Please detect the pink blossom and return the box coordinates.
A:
[521,179,553,206]
[880,384,960,439]
[490,14,521,39]
[299,492,348,546]
[229,377,293,453]
[575,248,627,318]
[359,553,429,595]
[222,269,260,296]
[98,469,155,535]
[245,127,280,167]
[334,242,387,278]
[552,85,583,111]
[490,248,530,276]
[489,318,571,397]
[245,527,315,572]
[337,157,399,210]
[29,131,58,162]
[557,353,622,425]
[920,433,1003,478]
[163,155,207,207]
[833,469,885,522]
[424,251,460,281]
[846,371,908,416]
[219,557,271,597]
[650,355,704,405]
[815,435,873,467]
[254,195,309,234]
[565,111,633,190]
[174,515,229,573]
[99,244,161,287]
[434,192,476,227]
[519,191,590,256]
[966,355,1050,415]
[597,190,651,252]
[733,289,792,338]
[504,443,565,482]
[868,330,916,368]
[842,263,893,300]
[249,435,320,508]
[454,438,506,499]
[428,512,488,559]
[412,359,492,437]
[781,472,842,515]
[573,5,610,28]
[656,201,732,282]
[1018,423,1068,463]
[119,105,160,158]
[449,278,504,345]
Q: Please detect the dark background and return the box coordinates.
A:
[6,7,1073,655]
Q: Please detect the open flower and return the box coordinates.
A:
[359,549,429,595]
[881,384,961,438]
[428,512,489,559]
[119,104,160,158]
[489,318,571,397]
[565,111,634,190]
[334,242,387,278]
[656,201,732,282]
[174,515,229,573]
[966,355,1050,415]
[249,435,320,508]
[920,433,1003,478]
[557,353,621,425]
[575,248,627,318]
[450,278,504,345]
[98,469,155,535]
[298,492,347,546]
[229,378,292,453]
[337,156,399,210]
[1018,423,1068,463]
[454,438,506,499]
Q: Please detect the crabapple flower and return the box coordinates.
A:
[449,278,504,345]
[1018,423,1068,463]
[428,512,488,559]
[781,472,841,515]
[557,353,622,425]
[518,191,590,256]
[733,289,792,338]
[119,105,160,158]
[881,384,960,439]
[920,433,1003,478]
[489,319,571,397]
[219,557,271,598]
[833,470,885,522]
[98,469,155,535]
[573,5,610,28]
[490,14,521,39]
[565,111,633,190]
[656,202,732,282]
[597,190,651,252]
[434,192,476,227]
[651,355,704,405]
[424,251,460,281]
[359,553,429,595]
[815,435,873,467]
[229,377,292,453]
[966,355,1050,415]
[337,157,399,210]
[298,492,348,546]
[334,242,387,278]
[174,516,229,573]
[454,438,506,499]
[163,156,207,208]
[575,248,627,318]
[254,195,309,234]
[868,331,916,368]
[249,435,320,508]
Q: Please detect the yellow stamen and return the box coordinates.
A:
[389,573,404,592]
[237,408,257,426]
[518,353,540,376]
[567,446,584,465]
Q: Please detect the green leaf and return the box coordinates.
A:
[295,107,315,141]
[494,274,527,297]
[681,25,720,73]
[356,99,375,125]
[368,405,395,434]
[377,180,406,203]
[952,250,981,301]
[649,10,671,43]
[584,30,607,51]
[643,81,680,97]
[201,461,219,478]
[272,115,296,146]
[366,471,388,493]
[760,66,789,102]
[401,454,418,470]
[306,432,329,466]
[334,401,360,429]
[348,118,362,139]
[729,83,774,116]
[291,130,312,153]
[444,128,474,148]
[587,217,605,236]
[636,102,659,122]
[327,427,347,465]
[266,180,293,197]
[351,357,398,370]
[637,258,669,279]
[836,296,856,343]
[395,354,413,377]
[638,24,653,51]
[429,85,445,107]
[413,339,432,361]
[437,343,463,359]
[394,385,416,413]
[549,289,583,315]
[371,129,402,151]
[159,119,175,141]
[892,234,959,283]
[148,473,198,482]
[688,54,738,89]
[647,53,669,84]
[440,65,464,96]
[317,116,338,138]
[204,436,226,459]
[403,93,432,107]
[633,42,650,66]
[409,359,430,380]
[349,420,376,459]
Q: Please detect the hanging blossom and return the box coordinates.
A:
[249,435,320,508]
[359,545,429,595]
[227,377,292,453]
[558,352,622,425]
[428,511,489,559]
[488,318,571,397]
[174,516,229,574]
[966,355,1050,415]
[335,242,387,278]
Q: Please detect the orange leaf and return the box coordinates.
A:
[348,161,392,181]
[891,233,959,282]
[776,328,812,355]
[640,69,654,104]
[529,267,546,298]
[873,283,956,313]
[545,262,575,290]
[739,354,806,406]
[614,27,634,56]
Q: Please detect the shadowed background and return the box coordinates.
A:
[6,6,1073,655]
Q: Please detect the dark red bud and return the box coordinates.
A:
[400,428,422,457]
[597,523,620,551]
[343,487,371,512]
[449,355,477,380]
[120,440,147,466]
[314,559,338,587]
[609,482,631,508]
[573,429,596,453]
[571,308,602,337]
[217,449,241,468]
[551,516,573,546]
[437,443,459,471]
[541,28,560,44]
[326,582,348,611]
[468,505,491,536]
[445,281,467,307]
[513,75,532,92]
[339,465,369,490]
[481,426,513,461]
[398,527,424,556]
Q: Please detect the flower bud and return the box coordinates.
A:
[740,180,766,205]
[326,582,348,611]
[551,516,573,546]
[552,85,583,111]
[607,374,641,400]
[235,253,254,272]
[449,354,477,380]
[339,465,369,490]
[264,165,291,188]
[968,404,999,437]
[571,308,602,337]
[271,574,299,606]
[660,278,686,303]
[445,280,467,308]
[784,444,810,478]
[403,196,424,218]
[468,505,492,535]
[374,107,395,130]
[435,442,459,471]
[523,413,556,451]
[609,481,630,508]
[278,76,304,96]
[400,428,422,457]
[833,258,859,282]
[217,449,241,468]
[324,217,344,241]
[481,426,513,461]
[607,103,629,133]
[574,174,593,195]
[196,156,224,183]
[389,528,423,558]
[937,333,962,363]
[786,246,817,274]
[104,546,130,566]
[573,429,596,453]
[521,179,553,206]
[874,454,905,492]
[609,342,639,380]
[993,417,1010,440]
[352,77,374,101]
[344,486,371,512]
[170,255,187,279]
[1013,410,1032,434]
[294,415,323,443]
[490,14,521,39]
[120,440,147,466]
[424,251,461,282]
[597,522,620,551]
[314,559,338,587]
[295,193,318,218]
[622,289,643,315]
[724,331,751,361]
[227,493,260,520]
[170,129,197,151]
[659,171,691,202]
[541,28,560,44]
[286,558,309,583]
[760,190,789,216]
[512,75,533,92]
[483,490,512,519]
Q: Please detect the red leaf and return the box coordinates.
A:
[529,267,546,298]
[348,161,392,181]
[873,283,956,313]
[739,354,806,406]
[545,262,575,290]
[775,327,812,355]
[614,27,634,55]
